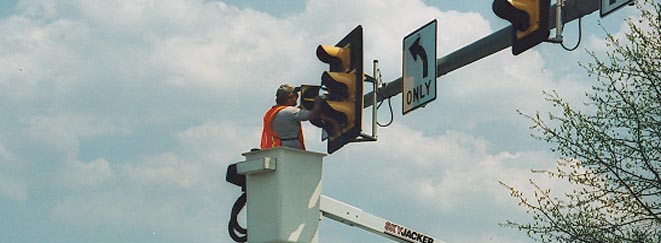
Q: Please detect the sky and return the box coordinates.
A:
[0,0,639,242]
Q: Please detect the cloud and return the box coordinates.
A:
[48,120,256,241]
[337,124,556,207]
[145,2,313,90]
[50,153,226,242]
[2,0,294,101]
[26,113,132,160]
[319,123,564,242]
[57,158,114,189]
[175,120,261,162]
[29,114,131,138]
[0,1,282,239]
[0,176,28,202]
[0,143,19,166]
[0,144,28,202]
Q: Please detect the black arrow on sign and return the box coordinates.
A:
[408,36,428,78]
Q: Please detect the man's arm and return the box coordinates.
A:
[307,96,323,120]
[292,96,323,121]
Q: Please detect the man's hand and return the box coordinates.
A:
[309,96,324,120]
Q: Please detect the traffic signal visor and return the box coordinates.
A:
[317,45,350,72]
[322,71,355,101]
[509,0,542,39]
[323,100,355,138]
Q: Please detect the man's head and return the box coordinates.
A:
[275,84,300,105]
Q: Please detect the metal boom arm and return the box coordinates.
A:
[320,195,446,243]
[364,0,599,108]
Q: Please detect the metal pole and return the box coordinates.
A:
[372,60,378,139]
[363,0,599,108]
[556,0,564,41]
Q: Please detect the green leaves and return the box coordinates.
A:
[504,1,661,242]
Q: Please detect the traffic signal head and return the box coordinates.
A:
[299,85,326,129]
[316,25,363,154]
[299,85,321,110]
[492,0,550,55]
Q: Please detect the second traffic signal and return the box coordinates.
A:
[492,0,550,55]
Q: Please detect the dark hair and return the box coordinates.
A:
[276,95,289,105]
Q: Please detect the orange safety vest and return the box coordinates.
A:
[260,105,306,150]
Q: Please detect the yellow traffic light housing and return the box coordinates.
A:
[492,0,550,55]
[316,25,364,154]
[299,85,321,110]
[299,85,326,130]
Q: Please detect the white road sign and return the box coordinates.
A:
[600,0,633,17]
[402,19,437,115]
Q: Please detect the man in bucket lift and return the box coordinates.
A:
[261,84,322,150]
